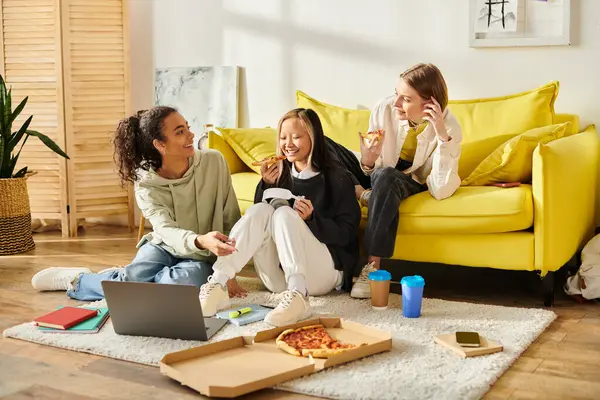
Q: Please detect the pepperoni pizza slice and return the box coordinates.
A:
[275,324,365,358]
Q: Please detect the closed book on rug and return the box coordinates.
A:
[33,306,99,330]
[434,333,503,358]
[215,304,272,326]
[39,307,109,333]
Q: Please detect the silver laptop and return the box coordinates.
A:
[101,281,227,341]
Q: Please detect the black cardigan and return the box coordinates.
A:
[254,165,361,291]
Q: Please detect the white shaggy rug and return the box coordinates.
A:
[4,278,556,400]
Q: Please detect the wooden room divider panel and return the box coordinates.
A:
[0,0,133,237]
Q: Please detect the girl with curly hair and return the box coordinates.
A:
[31,107,245,300]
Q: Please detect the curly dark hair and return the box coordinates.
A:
[113,106,177,185]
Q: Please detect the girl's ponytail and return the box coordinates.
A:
[113,106,176,185]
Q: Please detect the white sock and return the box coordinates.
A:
[212,270,230,287]
[288,273,308,297]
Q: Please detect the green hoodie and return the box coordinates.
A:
[134,149,241,263]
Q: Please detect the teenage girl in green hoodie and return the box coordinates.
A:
[31,107,245,300]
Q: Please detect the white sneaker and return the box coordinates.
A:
[199,276,231,317]
[31,267,91,291]
[264,290,312,327]
[351,262,377,299]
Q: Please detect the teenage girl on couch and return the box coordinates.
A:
[325,63,463,299]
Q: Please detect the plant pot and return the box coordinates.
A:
[0,177,35,255]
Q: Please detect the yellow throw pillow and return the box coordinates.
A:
[296,90,370,152]
[207,131,249,174]
[462,122,570,186]
[448,81,559,143]
[458,133,519,180]
[218,127,277,174]
[449,81,559,178]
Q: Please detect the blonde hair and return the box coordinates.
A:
[275,109,316,182]
[400,63,448,111]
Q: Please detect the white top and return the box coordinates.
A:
[291,163,320,180]
[362,95,463,200]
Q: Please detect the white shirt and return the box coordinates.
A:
[363,95,463,200]
[291,163,320,180]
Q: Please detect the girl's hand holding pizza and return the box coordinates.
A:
[358,129,385,168]
[260,162,279,185]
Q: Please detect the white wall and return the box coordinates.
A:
[126,0,600,226]
[130,0,600,129]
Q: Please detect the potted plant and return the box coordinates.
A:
[0,74,69,255]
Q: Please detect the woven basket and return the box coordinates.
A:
[0,178,35,255]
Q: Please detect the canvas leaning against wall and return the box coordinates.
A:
[155,66,240,149]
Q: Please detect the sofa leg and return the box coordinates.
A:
[542,271,555,307]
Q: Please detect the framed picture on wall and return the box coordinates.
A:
[469,0,571,48]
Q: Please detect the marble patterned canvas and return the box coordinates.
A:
[155,66,239,149]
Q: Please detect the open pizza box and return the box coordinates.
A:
[159,317,392,398]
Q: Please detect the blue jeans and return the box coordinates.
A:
[67,243,214,301]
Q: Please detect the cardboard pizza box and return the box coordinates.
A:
[159,317,392,398]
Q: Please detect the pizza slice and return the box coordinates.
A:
[275,324,365,358]
[251,155,287,167]
[359,129,384,141]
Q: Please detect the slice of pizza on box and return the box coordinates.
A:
[159,317,392,398]
[276,324,367,358]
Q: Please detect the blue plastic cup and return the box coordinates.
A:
[400,275,425,318]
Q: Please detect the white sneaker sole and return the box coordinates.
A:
[350,290,371,299]
[265,307,313,327]
[202,297,231,317]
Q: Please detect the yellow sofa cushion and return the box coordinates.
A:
[555,114,579,136]
[207,131,249,174]
[230,172,262,214]
[392,232,534,271]
[448,81,559,178]
[296,90,370,152]
[462,122,569,186]
[219,127,277,174]
[360,185,533,234]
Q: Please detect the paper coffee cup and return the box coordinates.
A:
[369,270,392,310]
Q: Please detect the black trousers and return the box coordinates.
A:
[325,137,427,257]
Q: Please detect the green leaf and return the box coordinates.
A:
[4,88,12,135]
[6,154,19,178]
[12,166,27,178]
[8,115,33,150]
[26,130,70,159]
[9,96,28,128]
[0,74,6,138]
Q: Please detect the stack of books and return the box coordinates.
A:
[34,306,110,334]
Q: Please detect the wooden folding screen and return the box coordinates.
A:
[0,0,133,237]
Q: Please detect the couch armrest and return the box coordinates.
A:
[207,131,250,174]
[533,125,599,275]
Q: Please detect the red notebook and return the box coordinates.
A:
[34,306,99,330]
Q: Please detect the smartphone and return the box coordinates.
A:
[456,331,481,347]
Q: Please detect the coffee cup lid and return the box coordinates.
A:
[400,275,425,288]
[368,270,391,281]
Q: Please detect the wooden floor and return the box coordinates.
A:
[1,225,599,400]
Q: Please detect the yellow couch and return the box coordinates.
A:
[208,83,600,306]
